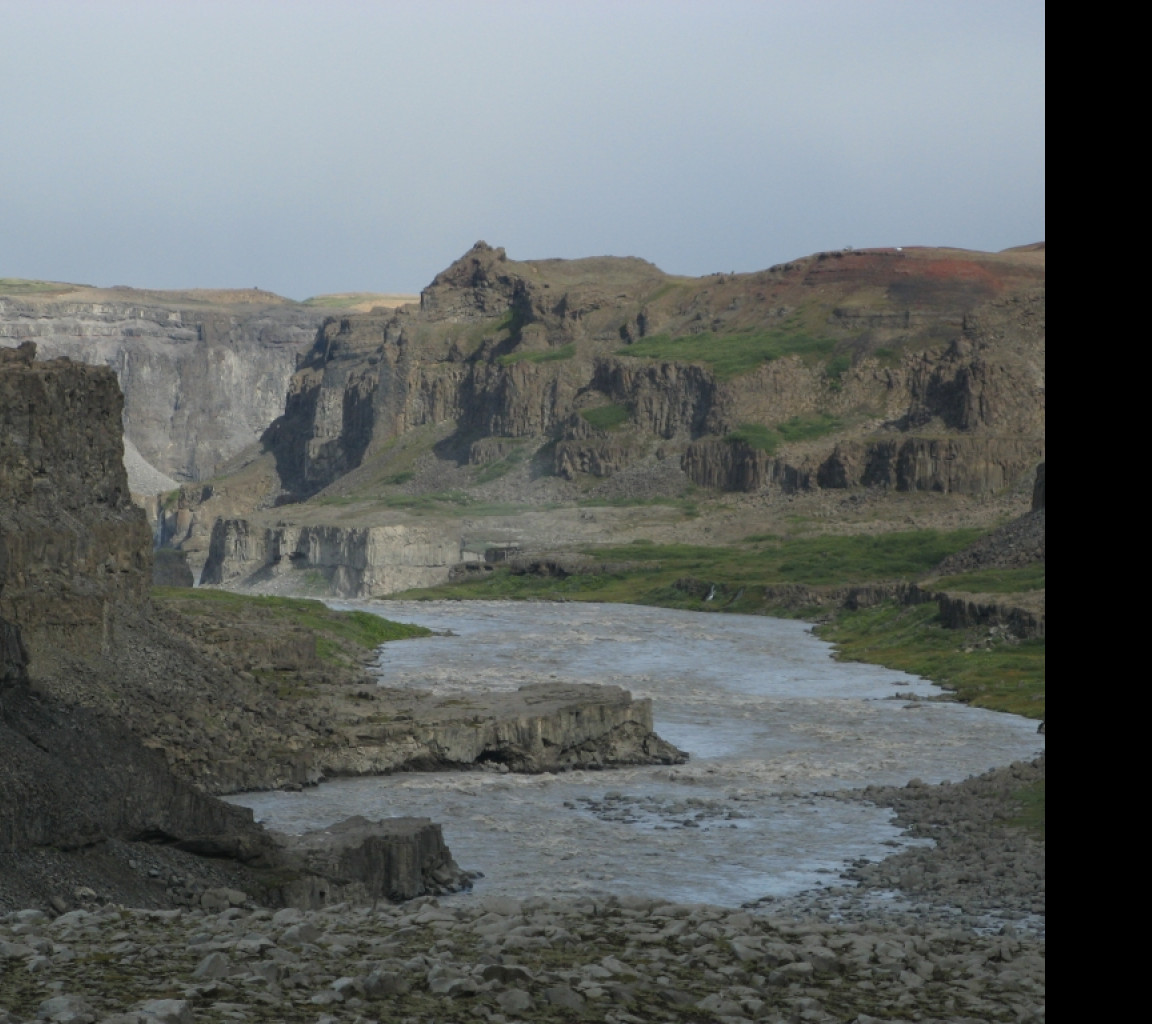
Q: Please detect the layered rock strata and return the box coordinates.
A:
[0,346,273,886]
[272,816,472,908]
[182,243,1044,599]
[258,242,1044,507]
[314,683,687,778]
[0,290,328,483]
[0,348,487,911]
[2,343,687,916]
[201,519,464,596]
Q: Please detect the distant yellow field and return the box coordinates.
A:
[303,292,418,311]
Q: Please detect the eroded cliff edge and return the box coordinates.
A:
[0,343,276,908]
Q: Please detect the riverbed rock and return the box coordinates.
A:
[272,816,473,907]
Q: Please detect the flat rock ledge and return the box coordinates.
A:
[311,682,688,781]
[0,893,1043,1024]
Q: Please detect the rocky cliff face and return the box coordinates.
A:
[0,342,689,912]
[0,286,330,485]
[0,343,152,676]
[0,344,268,865]
[200,519,464,597]
[255,242,1044,507]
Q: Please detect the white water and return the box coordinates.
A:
[229,601,1044,907]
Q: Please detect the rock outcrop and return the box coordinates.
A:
[0,286,331,484]
[0,345,273,877]
[180,243,1043,595]
[314,683,687,778]
[201,519,464,597]
[0,343,152,679]
[272,817,473,907]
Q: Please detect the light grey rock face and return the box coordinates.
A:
[0,297,326,483]
[200,519,464,596]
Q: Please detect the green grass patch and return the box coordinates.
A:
[152,587,431,654]
[576,496,699,516]
[727,414,844,456]
[617,323,836,380]
[399,529,984,608]
[726,423,779,453]
[580,403,630,430]
[0,277,76,294]
[497,343,576,366]
[1004,778,1045,837]
[815,601,1045,719]
[933,565,1046,594]
[824,354,852,389]
[473,446,530,484]
[778,412,842,443]
[383,470,415,485]
[593,530,982,585]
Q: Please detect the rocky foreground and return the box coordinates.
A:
[0,759,1044,1024]
[0,898,1042,1024]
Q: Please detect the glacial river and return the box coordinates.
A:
[228,601,1044,908]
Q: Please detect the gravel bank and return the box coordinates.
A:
[0,892,1042,1024]
[753,757,1046,939]
[0,759,1044,1023]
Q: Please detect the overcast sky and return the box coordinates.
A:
[1,1,1044,300]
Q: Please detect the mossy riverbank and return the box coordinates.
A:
[392,527,1045,722]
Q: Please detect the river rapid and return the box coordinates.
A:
[228,601,1043,909]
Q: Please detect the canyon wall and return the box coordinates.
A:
[0,343,265,860]
[260,243,1045,504]
[0,290,328,484]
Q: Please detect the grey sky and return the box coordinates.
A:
[2,1,1044,300]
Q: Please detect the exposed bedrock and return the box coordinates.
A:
[681,434,1044,495]
[0,346,485,911]
[318,683,687,778]
[0,346,271,869]
[814,435,1045,495]
[0,296,326,483]
[200,519,464,596]
[0,344,152,676]
[252,243,1044,510]
[271,817,473,907]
